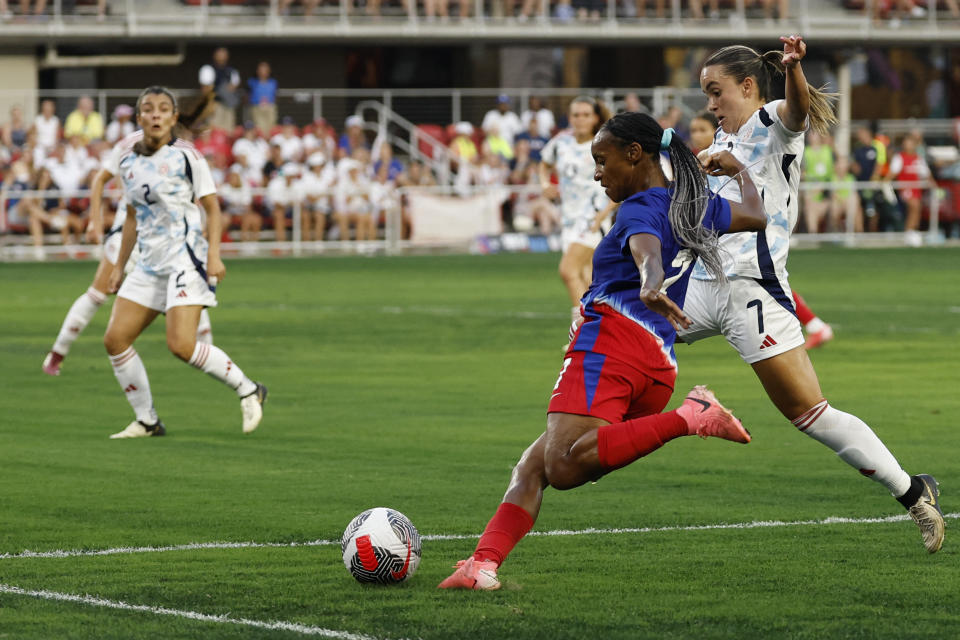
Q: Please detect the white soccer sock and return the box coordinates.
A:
[52,287,106,356]
[196,308,214,345]
[109,347,158,425]
[804,317,826,334]
[187,342,256,397]
[793,401,912,497]
[571,306,581,323]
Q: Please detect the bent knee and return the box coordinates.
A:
[103,331,130,356]
[167,335,197,361]
[543,453,578,491]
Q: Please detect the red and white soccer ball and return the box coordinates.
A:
[341,507,421,584]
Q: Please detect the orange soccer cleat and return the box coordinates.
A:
[677,385,751,444]
[437,557,501,591]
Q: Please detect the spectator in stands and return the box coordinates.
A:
[400,160,437,187]
[888,131,935,246]
[220,164,259,244]
[334,157,373,241]
[514,118,550,163]
[689,0,719,19]
[1,160,51,258]
[338,115,369,160]
[851,124,886,232]
[302,119,337,160]
[574,0,604,20]
[373,143,405,181]
[298,151,336,241]
[802,130,836,233]
[521,96,556,138]
[277,0,321,17]
[267,162,303,243]
[38,140,97,244]
[105,104,135,144]
[248,61,278,135]
[2,104,28,151]
[510,138,560,235]
[634,0,664,18]
[201,47,241,132]
[482,95,523,145]
[504,0,540,20]
[63,96,104,144]
[621,92,643,113]
[262,142,285,184]
[272,116,305,162]
[687,110,718,155]
[449,121,478,191]
[830,155,861,232]
[370,162,400,234]
[553,0,575,21]
[761,0,788,21]
[32,99,59,156]
[483,124,515,162]
[232,121,270,185]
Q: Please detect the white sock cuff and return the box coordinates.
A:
[188,342,211,368]
[792,400,829,431]
[109,347,137,368]
[86,286,107,305]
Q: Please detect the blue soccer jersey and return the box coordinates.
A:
[580,187,731,366]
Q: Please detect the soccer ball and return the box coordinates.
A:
[341,507,421,584]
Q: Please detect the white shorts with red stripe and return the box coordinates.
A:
[117,266,217,313]
[677,274,804,364]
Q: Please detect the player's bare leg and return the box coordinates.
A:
[43,256,114,375]
[168,305,266,434]
[752,346,943,552]
[104,297,164,438]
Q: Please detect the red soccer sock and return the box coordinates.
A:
[473,502,535,567]
[596,411,688,471]
[793,292,817,325]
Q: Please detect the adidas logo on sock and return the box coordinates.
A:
[759,334,778,349]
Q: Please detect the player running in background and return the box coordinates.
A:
[103,86,266,438]
[540,97,618,329]
[439,114,768,590]
[42,104,216,377]
[683,37,942,551]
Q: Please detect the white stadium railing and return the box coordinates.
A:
[1,180,956,262]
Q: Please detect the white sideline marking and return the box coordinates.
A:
[3,512,957,561]
[0,584,391,640]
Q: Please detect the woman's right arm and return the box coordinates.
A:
[702,150,767,233]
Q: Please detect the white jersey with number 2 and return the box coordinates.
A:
[118,141,217,276]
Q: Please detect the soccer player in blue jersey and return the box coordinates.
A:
[102,86,266,438]
[439,113,768,590]
[682,37,943,552]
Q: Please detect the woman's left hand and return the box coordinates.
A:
[780,35,806,68]
[207,256,226,285]
[639,288,690,331]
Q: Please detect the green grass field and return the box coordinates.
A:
[1,248,958,639]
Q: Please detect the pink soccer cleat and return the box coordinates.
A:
[437,557,501,591]
[677,385,751,444]
[804,324,834,350]
[42,351,64,376]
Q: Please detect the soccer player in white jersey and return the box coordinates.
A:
[540,97,618,328]
[42,131,213,377]
[680,37,943,552]
[102,86,266,439]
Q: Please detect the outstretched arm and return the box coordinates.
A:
[777,35,810,134]
[629,233,690,331]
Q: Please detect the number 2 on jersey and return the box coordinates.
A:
[142,184,157,205]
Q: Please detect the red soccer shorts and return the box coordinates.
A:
[548,305,677,424]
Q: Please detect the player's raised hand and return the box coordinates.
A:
[702,150,746,178]
[780,35,806,68]
[639,288,690,331]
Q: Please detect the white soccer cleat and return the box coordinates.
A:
[907,474,945,553]
[109,420,166,439]
[241,383,268,434]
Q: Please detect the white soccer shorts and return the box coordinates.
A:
[677,275,804,364]
[561,222,603,253]
[117,266,218,313]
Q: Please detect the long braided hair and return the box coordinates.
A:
[703,45,838,135]
[600,112,725,282]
